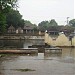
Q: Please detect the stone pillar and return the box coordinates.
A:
[39,31,41,35]
[33,30,34,34]
[26,30,27,34]
[30,30,31,33]
[21,30,23,33]
[16,30,18,34]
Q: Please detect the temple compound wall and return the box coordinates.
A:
[45,32,75,47]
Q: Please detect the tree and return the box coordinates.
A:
[0,13,6,33]
[0,0,18,13]
[69,19,75,27]
[38,19,58,31]
[49,19,58,26]
[38,21,49,30]
[24,20,33,26]
[6,9,25,28]
[0,0,18,33]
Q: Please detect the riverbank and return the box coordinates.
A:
[0,54,7,57]
[0,54,1,57]
[0,48,38,55]
[0,35,44,40]
[0,34,44,40]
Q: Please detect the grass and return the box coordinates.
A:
[0,54,14,57]
[0,54,1,57]
[0,54,5,57]
[0,54,10,57]
[14,68,36,72]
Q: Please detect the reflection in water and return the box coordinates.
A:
[44,48,75,63]
[0,40,75,75]
[62,48,75,58]
[0,40,44,48]
[0,48,75,75]
[61,48,75,63]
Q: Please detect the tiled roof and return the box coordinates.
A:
[17,27,22,30]
[8,25,15,30]
[23,25,33,30]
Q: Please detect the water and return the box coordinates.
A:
[0,39,44,48]
[0,40,75,75]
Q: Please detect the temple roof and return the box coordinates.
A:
[23,25,33,30]
[8,25,15,30]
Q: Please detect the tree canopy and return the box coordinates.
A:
[69,19,75,27]
[0,0,18,13]
[38,21,49,30]
[6,9,25,28]
[0,13,6,33]
[0,0,18,33]
[24,20,37,30]
[38,19,58,31]
[49,19,58,26]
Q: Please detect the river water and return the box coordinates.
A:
[0,40,75,75]
[0,39,44,48]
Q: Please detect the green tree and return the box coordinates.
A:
[69,19,75,27]
[49,19,58,26]
[38,21,49,30]
[0,0,18,33]
[6,9,25,28]
[24,20,38,30]
[0,13,6,33]
[24,20,33,26]
[0,0,18,13]
[32,24,37,30]
[38,19,58,31]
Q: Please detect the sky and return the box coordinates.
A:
[18,0,74,25]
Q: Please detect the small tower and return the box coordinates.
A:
[66,17,69,25]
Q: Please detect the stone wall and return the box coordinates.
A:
[0,35,44,40]
[45,32,75,47]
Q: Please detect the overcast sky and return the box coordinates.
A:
[18,0,74,25]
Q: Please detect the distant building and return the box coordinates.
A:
[48,31,59,35]
[45,31,75,47]
[23,25,34,34]
[8,25,15,33]
[16,27,23,34]
[38,27,45,35]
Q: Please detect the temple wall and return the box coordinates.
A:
[45,32,75,47]
[72,36,75,46]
